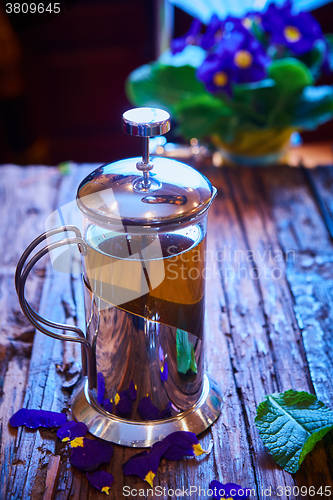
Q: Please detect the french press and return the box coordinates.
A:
[16,108,222,447]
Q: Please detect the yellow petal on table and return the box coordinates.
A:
[192,443,208,456]
[70,436,84,448]
[144,470,155,488]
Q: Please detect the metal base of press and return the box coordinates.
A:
[71,374,222,447]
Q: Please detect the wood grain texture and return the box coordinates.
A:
[0,161,332,499]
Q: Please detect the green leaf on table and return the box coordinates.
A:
[176,329,198,375]
[126,61,207,114]
[292,85,333,129]
[174,94,233,140]
[255,390,333,473]
[268,58,313,94]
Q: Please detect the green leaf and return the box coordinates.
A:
[232,79,284,126]
[255,390,333,473]
[176,329,197,375]
[174,94,233,140]
[268,58,313,94]
[158,45,206,68]
[126,62,207,113]
[234,78,276,94]
[292,85,333,129]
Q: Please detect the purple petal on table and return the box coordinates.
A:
[97,372,106,405]
[123,444,166,487]
[70,437,113,471]
[209,480,248,499]
[160,360,168,382]
[86,470,114,495]
[9,408,67,429]
[57,420,88,442]
[161,431,208,460]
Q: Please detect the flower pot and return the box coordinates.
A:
[211,127,295,166]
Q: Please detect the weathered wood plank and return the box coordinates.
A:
[259,165,333,404]
[3,165,92,499]
[0,166,61,500]
[259,165,332,253]
[259,165,333,490]
[306,165,333,241]
[205,166,302,496]
[43,455,61,500]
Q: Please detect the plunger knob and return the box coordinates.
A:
[122,107,171,189]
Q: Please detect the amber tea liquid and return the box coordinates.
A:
[84,224,206,338]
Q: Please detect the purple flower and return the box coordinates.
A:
[70,437,113,471]
[97,372,106,406]
[86,470,114,495]
[197,52,232,95]
[138,395,171,420]
[209,480,249,499]
[123,441,168,487]
[123,431,208,487]
[160,360,168,382]
[9,409,67,429]
[123,431,208,486]
[197,29,269,94]
[171,19,201,54]
[200,14,224,50]
[261,1,323,55]
[161,431,208,460]
[57,421,88,442]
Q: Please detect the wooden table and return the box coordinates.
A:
[1,159,332,499]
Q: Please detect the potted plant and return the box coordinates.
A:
[127,1,333,166]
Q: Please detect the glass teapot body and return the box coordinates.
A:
[82,213,207,421]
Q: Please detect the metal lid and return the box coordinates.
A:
[76,107,216,229]
[76,156,216,228]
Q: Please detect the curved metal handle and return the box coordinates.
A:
[15,225,96,389]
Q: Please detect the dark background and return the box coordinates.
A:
[0,0,332,165]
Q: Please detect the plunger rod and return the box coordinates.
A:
[142,137,150,187]
[143,136,149,164]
